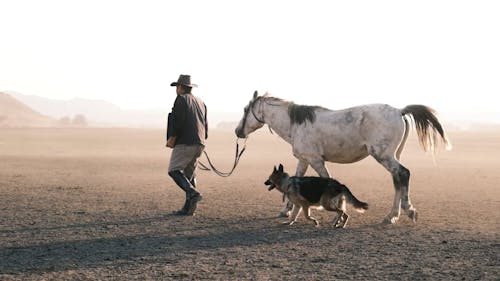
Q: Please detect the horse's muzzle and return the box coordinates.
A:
[235,128,246,139]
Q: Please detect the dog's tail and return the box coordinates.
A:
[344,187,369,213]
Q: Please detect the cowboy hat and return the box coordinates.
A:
[170,74,198,88]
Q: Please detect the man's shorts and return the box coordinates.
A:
[168,144,204,174]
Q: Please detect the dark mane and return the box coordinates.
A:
[262,96,286,103]
[261,95,326,125]
[288,103,325,125]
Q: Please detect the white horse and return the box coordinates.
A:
[235,91,451,224]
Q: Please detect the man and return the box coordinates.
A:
[166,74,208,216]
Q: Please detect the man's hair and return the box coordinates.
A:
[181,85,192,93]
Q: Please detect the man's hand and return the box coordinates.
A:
[166,137,176,148]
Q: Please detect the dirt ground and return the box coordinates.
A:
[0,128,498,280]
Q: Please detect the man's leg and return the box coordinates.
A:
[183,145,204,215]
[170,167,197,215]
[168,170,201,215]
[168,144,203,216]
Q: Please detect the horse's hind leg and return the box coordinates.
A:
[280,160,309,217]
[394,119,417,221]
[395,118,410,161]
[387,161,417,222]
[370,149,417,223]
[399,165,417,222]
[388,161,416,223]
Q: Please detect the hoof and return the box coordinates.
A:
[383,216,399,224]
[408,209,418,223]
[171,209,187,216]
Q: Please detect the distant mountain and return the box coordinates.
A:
[6,91,167,127]
[6,91,241,128]
[0,92,55,127]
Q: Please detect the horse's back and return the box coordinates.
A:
[300,104,405,163]
[316,104,403,136]
[354,104,406,142]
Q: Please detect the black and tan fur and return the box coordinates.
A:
[265,164,368,228]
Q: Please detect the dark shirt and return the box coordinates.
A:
[167,93,208,146]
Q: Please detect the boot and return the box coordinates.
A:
[172,177,197,215]
[185,192,202,216]
[168,170,202,216]
[172,193,189,215]
[185,176,202,215]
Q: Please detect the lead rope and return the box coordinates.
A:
[197,138,247,177]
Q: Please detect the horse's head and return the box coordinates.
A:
[235,91,265,138]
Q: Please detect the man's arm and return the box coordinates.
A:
[172,96,187,137]
[204,104,208,139]
[166,96,186,148]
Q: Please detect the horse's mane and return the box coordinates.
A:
[262,95,326,125]
[288,103,326,125]
[261,96,286,104]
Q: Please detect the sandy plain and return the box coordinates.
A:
[0,128,498,280]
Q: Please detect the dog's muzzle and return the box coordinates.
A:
[264,179,276,191]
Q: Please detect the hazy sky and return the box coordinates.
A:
[1,1,499,122]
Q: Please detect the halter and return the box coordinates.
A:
[240,96,275,135]
[242,97,265,128]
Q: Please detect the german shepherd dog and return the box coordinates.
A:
[264,164,369,228]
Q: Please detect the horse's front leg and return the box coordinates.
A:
[279,160,308,217]
[295,160,309,177]
[309,159,331,178]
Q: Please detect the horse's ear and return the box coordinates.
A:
[253,91,258,99]
[278,164,284,173]
[273,165,277,172]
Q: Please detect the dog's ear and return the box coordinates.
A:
[273,165,277,172]
[278,164,284,173]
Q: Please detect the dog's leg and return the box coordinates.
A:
[335,212,349,228]
[331,212,340,226]
[334,197,350,228]
[303,207,319,227]
[279,160,309,217]
[279,200,294,217]
[332,210,342,227]
[326,196,342,226]
[283,206,301,225]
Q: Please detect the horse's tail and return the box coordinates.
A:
[401,105,452,153]
[344,187,369,213]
